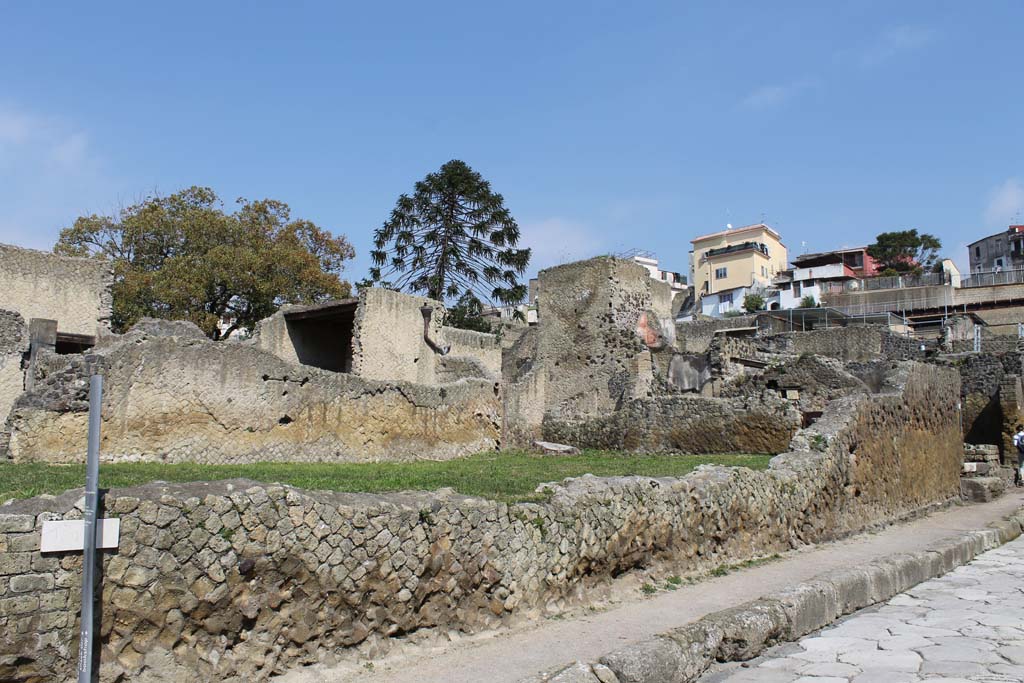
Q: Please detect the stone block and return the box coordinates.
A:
[961,476,1005,503]
[0,515,35,533]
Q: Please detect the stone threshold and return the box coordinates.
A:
[521,505,1024,683]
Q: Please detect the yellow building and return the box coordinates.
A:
[689,223,788,297]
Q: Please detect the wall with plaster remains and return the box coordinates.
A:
[0,361,962,683]
[0,310,28,451]
[351,288,444,386]
[3,321,500,464]
[0,243,113,336]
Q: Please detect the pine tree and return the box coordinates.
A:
[366,160,530,307]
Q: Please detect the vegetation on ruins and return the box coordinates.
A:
[444,291,494,332]
[743,293,765,313]
[867,229,943,275]
[0,451,770,504]
[54,186,355,339]
[364,160,531,316]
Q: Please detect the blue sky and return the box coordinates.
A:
[1,1,1021,282]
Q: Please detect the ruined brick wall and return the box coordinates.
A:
[761,326,922,362]
[4,323,500,464]
[0,362,962,683]
[0,243,113,336]
[675,316,757,354]
[939,351,1024,455]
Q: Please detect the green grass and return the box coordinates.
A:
[0,451,772,504]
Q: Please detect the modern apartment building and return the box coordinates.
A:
[968,225,1024,272]
[689,223,787,298]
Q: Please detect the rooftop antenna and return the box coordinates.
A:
[801,240,808,254]
[726,223,733,230]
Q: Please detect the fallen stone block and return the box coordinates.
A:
[532,441,581,456]
[961,476,1005,503]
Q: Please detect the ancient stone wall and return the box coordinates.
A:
[351,288,445,386]
[0,242,113,336]
[4,322,500,464]
[542,394,801,453]
[942,351,1024,455]
[440,327,501,378]
[675,316,757,354]
[535,258,654,422]
[761,326,922,362]
[0,362,962,683]
[0,310,28,452]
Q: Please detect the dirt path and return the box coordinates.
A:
[277,492,1024,683]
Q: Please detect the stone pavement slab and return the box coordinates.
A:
[705,534,1024,682]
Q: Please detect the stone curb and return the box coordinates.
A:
[520,508,1024,683]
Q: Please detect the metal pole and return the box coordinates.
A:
[78,375,102,683]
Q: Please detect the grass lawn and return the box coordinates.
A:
[0,451,772,504]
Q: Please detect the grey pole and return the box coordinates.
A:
[78,375,102,683]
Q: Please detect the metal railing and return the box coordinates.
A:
[844,272,950,292]
[959,268,1024,289]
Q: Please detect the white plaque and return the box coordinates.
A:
[40,519,120,553]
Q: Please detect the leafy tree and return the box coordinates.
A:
[365,160,531,308]
[55,186,354,339]
[444,292,493,333]
[799,295,817,308]
[867,229,942,274]
[743,293,765,313]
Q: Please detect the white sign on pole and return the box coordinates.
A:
[40,518,120,553]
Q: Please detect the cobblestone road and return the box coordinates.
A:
[706,536,1024,682]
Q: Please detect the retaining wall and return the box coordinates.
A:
[0,362,962,682]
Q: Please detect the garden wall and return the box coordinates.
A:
[3,322,501,464]
[0,362,962,683]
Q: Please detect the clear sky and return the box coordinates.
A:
[1,1,1021,283]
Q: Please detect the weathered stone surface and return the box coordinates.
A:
[0,348,964,683]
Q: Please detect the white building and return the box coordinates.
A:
[621,249,689,298]
[700,284,767,317]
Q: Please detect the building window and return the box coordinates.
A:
[793,282,802,297]
[720,292,733,304]
[761,266,767,277]
[975,246,981,258]
[715,267,728,280]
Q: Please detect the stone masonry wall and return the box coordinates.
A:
[4,323,500,464]
[440,326,501,378]
[541,394,801,454]
[351,288,445,386]
[0,362,961,683]
[0,310,28,453]
[761,326,922,362]
[0,243,113,337]
[675,316,757,354]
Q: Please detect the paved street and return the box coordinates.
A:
[705,535,1024,683]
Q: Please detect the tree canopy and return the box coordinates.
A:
[444,292,494,333]
[867,229,943,274]
[742,293,765,313]
[55,186,354,339]
[364,160,531,308]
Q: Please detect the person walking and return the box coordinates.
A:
[1015,426,1024,487]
